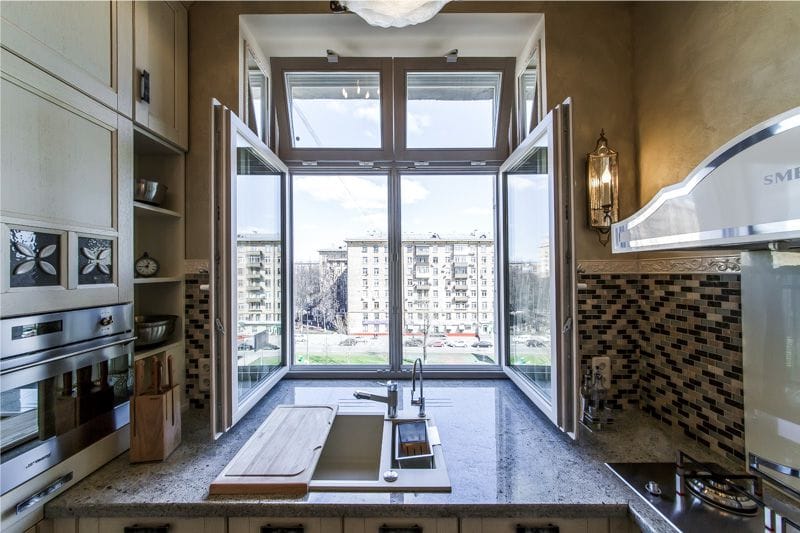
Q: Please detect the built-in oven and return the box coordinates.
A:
[0,304,135,498]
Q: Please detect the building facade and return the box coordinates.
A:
[345,234,495,336]
[236,233,281,341]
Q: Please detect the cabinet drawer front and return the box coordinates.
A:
[0,1,131,114]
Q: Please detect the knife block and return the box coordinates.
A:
[130,384,181,463]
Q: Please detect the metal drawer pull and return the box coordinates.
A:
[260,526,303,533]
[749,453,800,479]
[516,526,560,533]
[15,472,73,515]
[379,526,422,533]
[124,526,170,533]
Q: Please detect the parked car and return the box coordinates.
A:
[446,339,467,348]
[339,338,358,346]
[526,338,546,348]
[471,340,493,348]
[237,343,254,351]
[427,340,445,348]
[404,338,423,347]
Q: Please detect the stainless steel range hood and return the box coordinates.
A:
[613,107,800,253]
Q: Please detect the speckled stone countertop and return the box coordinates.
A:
[43,380,776,532]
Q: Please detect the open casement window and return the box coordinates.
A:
[394,57,516,163]
[498,100,578,436]
[271,57,394,163]
[211,103,290,436]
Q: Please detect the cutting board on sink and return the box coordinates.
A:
[210,405,337,495]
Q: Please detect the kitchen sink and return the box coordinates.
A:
[309,412,451,492]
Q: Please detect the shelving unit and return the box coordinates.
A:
[133,126,186,409]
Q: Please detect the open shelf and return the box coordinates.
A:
[134,276,183,285]
[134,339,184,361]
[134,201,182,218]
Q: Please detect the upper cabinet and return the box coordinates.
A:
[133,0,188,150]
[0,0,133,117]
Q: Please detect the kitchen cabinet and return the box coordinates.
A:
[131,128,186,408]
[229,517,342,533]
[0,0,133,116]
[460,517,620,533]
[55,517,225,533]
[133,0,188,150]
[0,49,134,316]
[344,518,458,533]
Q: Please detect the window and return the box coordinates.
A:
[401,175,496,365]
[293,174,388,365]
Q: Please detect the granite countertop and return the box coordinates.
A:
[44,379,759,532]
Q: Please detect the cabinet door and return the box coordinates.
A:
[81,518,224,533]
[228,517,341,533]
[462,518,607,533]
[345,518,458,533]
[0,0,133,116]
[0,49,133,316]
[133,0,188,150]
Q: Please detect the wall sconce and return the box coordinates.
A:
[586,130,619,246]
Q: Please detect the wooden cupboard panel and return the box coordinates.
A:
[0,1,128,113]
[345,518,458,533]
[0,50,133,316]
[1,1,111,83]
[478,518,597,533]
[133,1,188,149]
[228,516,339,533]
[91,518,221,533]
[1,80,113,229]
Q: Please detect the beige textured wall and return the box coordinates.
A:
[542,4,636,260]
[632,1,800,207]
[185,1,637,261]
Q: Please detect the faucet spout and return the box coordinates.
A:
[411,358,426,418]
[353,381,398,418]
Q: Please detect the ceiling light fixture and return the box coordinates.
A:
[334,0,451,28]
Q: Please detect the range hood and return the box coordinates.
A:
[613,107,800,253]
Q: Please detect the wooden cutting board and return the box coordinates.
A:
[209,405,337,495]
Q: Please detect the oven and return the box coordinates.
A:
[0,304,135,497]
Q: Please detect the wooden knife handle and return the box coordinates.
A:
[135,359,146,396]
[155,358,163,393]
[167,355,174,389]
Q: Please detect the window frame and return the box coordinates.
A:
[394,57,516,163]
[271,57,395,163]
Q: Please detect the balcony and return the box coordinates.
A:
[453,270,468,280]
[415,283,431,291]
[453,283,468,291]
[414,267,431,278]
[453,295,469,303]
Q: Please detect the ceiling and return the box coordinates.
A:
[241,13,542,59]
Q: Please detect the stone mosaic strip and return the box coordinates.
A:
[185,272,211,409]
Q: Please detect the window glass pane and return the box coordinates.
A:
[506,139,553,398]
[406,72,501,149]
[400,174,496,365]
[286,72,381,148]
[520,68,538,135]
[235,134,283,403]
[293,174,389,365]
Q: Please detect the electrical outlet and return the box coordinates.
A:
[591,356,612,389]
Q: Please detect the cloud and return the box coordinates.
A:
[295,175,388,210]
[401,178,430,204]
[353,105,381,124]
[508,175,547,191]
[461,206,494,217]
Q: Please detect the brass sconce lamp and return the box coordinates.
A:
[586,130,619,246]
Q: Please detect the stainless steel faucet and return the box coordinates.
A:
[354,381,398,418]
[410,358,426,418]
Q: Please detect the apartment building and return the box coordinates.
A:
[236,233,281,339]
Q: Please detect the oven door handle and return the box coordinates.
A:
[15,472,73,515]
[1,337,136,376]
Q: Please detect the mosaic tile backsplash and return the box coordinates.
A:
[577,272,744,462]
[185,272,211,409]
